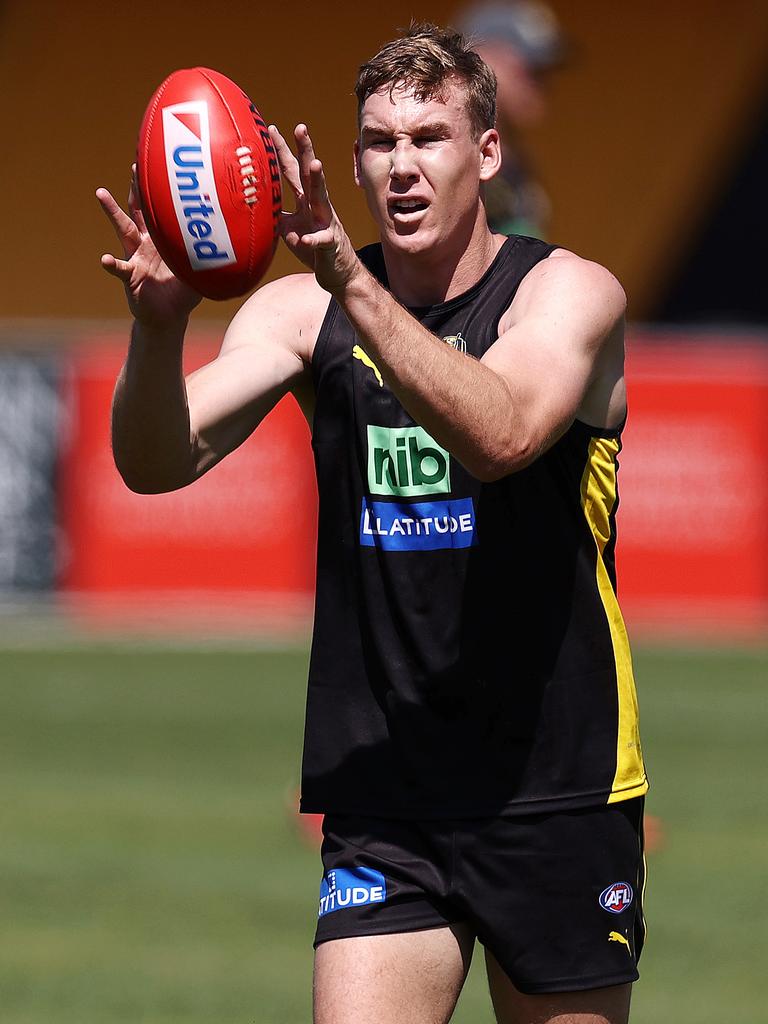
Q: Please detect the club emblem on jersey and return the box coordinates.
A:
[352,345,383,387]
[442,332,466,353]
[599,882,634,914]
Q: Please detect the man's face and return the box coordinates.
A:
[354,81,497,257]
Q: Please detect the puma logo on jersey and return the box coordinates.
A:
[352,345,383,387]
[608,931,631,952]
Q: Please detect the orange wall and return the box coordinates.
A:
[2,0,767,323]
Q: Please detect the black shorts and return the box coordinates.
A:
[314,799,646,995]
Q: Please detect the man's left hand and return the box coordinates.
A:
[269,123,362,295]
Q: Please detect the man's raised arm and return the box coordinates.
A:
[97,176,321,494]
[336,252,627,479]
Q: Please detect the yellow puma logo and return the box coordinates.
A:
[608,931,631,952]
[352,345,383,387]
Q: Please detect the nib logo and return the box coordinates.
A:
[367,425,450,497]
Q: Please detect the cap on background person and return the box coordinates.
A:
[457,0,564,71]
[457,1,565,127]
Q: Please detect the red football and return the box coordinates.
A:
[136,67,281,300]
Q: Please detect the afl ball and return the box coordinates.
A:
[136,67,281,300]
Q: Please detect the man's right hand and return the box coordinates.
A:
[101,168,325,496]
[96,168,202,329]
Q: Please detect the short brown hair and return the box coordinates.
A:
[355,22,497,140]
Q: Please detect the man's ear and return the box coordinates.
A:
[353,139,362,187]
[478,128,502,182]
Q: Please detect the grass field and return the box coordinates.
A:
[2,643,766,1023]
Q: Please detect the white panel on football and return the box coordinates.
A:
[161,101,236,271]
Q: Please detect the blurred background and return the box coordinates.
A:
[1,1,767,1021]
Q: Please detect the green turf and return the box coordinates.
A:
[1,644,766,1023]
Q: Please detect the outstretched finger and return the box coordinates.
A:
[269,125,303,199]
[294,123,317,195]
[308,159,333,226]
[96,187,141,257]
[128,165,148,234]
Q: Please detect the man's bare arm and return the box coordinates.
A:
[182,274,324,479]
[97,175,325,494]
[332,253,626,480]
[111,275,322,493]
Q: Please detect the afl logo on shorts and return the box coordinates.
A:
[599,881,634,914]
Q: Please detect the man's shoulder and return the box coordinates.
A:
[522,247,625,310]
[502,247,626,336]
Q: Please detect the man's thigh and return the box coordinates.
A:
[486,951,631,1024]
[314,925,474,1024]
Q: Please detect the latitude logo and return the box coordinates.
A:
[367,425,450,497]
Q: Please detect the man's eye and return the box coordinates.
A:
[415,136,440,146]
[368,139,394,150]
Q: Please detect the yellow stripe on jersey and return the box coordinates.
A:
[580,437,648,802]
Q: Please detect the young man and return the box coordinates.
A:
[98,24,647,1024]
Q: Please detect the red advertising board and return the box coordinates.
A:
[58,330,768,635]
[619,335,768,628]
[59,341,317,612]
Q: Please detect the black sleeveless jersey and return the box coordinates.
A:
[301,235,647,819]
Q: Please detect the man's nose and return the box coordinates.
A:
[390,142,419,182]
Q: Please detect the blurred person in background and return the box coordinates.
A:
[457,0,564,237]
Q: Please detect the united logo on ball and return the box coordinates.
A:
[599,881,634,914]
[137,67,281,300]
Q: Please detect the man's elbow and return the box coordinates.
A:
[120,477,184,495]
[113,455,196,495]
[468,437,538,482]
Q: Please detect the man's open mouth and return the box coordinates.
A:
[389,199,429,215]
